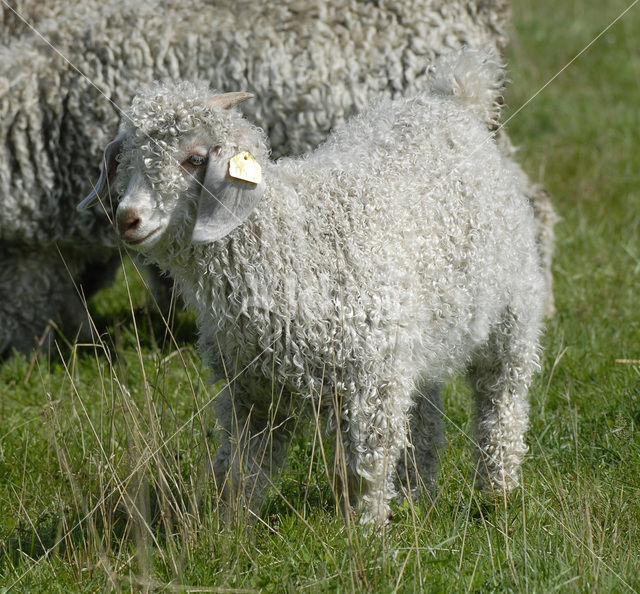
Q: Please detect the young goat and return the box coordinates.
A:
[80,53,546,525]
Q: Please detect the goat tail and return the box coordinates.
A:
[427,47,506,129]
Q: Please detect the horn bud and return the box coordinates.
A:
[206,92,254,110]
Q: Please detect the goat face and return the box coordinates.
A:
[78,88,265,250]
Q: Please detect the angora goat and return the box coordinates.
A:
[80,51,547,525]
[0,0,555,357]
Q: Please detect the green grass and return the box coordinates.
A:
[3,0,640,591]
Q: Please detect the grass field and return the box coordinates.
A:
[2,0,640,591]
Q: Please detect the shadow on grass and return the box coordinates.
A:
[0,478,192,569]
[87,294,198,356]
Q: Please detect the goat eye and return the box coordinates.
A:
[185,154,206,166]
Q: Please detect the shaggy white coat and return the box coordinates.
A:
[84,52,547,524]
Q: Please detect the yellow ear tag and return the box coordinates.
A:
[228,151,262,185]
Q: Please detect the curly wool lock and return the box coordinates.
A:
[84,50,547,525]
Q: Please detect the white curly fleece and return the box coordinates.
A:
[96,52,546,524]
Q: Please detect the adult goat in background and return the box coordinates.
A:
[0,0,555,357]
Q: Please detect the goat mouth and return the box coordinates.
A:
[124,226,162,246]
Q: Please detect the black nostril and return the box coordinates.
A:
[117,211,141,236]
[125,216,140,231]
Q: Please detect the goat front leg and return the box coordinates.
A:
[336,380,413,526]
[212,384,294,522]
[396,381,444,500]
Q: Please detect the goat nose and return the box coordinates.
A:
[116,208,141,237]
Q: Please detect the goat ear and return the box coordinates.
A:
[191,151,264,244]
[77,134,126,211]
[206,92,254,110]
